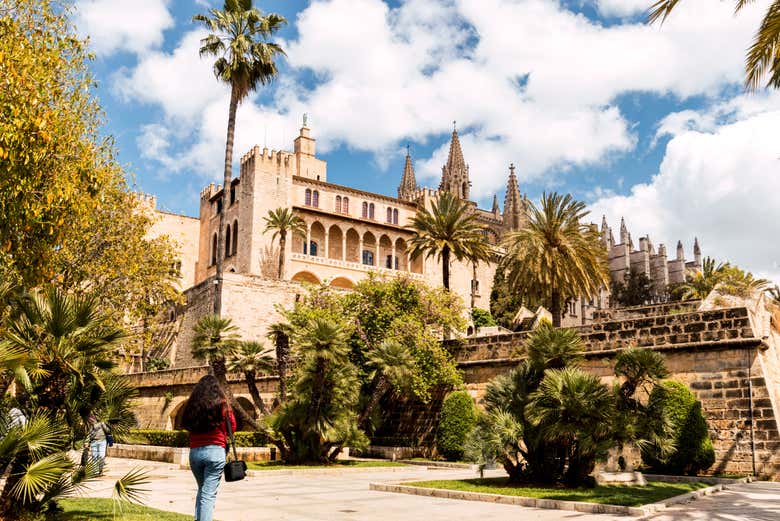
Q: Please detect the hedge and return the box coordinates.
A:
[125,430,269,447]
[641,380,716,475]
[436,391,477,461]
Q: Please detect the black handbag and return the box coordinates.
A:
[223,412,247,482]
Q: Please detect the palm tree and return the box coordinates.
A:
[263,208,306,279]
[357,340,415,424]
[501,193,609,327]
[649,0,780,90]
[407,191,491,290]
[227,340,275,414]
[677,256,769,300]
[193,0,286,313]
[523,321,583,370]
[267,321,293,402]
[191,315,258,430]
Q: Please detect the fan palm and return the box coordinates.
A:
[267,321,294,402]
[523,321,584,370]
[263,208,306,279]
[407,191,491,290]
[649,0,780,90]
[193,0,286,313]
[501,193,609,327]
[527,367,615,486]
[358,340,415,424]
[228,340,275,414]
[678,256,769,299]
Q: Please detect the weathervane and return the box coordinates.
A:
[303,113,308,127]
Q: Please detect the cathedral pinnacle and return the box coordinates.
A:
[492,194,500,215]
[397,146,418,201]
[503,163,526,232]
[439,125,470,200]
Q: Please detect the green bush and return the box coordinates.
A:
[126,429,268,447]
[471,308,497,329]
[642,380,715,475]
[436,391,477,461]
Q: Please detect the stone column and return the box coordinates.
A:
[359,239,364,264]
[324,229,329,260]
[407,253,412,273]
[305,224,311,256]
[341,235,347,262]
[391,244,396,270]
[375,241,380,267]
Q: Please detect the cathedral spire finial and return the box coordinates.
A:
[453,120,457,132]
[492,194,500,214]
[398,146,418,201]
[439,122,470,199]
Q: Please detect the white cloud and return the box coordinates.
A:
[74,0,174,56]
[590,95,780,282]
[594,0,650,18]
[117,0,771,204]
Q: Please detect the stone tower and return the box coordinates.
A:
[502,163,527,232]
[397,146,418,202]
[439,126,471,200]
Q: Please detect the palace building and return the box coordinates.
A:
[146,121,701,368]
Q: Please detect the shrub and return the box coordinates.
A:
[126,429,268,447]
[436,391,477,461]
[471,308,497,329]
[641,380,715,475]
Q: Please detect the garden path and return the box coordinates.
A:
[85,458,780,521]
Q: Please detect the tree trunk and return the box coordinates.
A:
[442,246,450,290]
[214,84,240,315]
[278,230,286,280]
[358,373,389,425]
[245,370,269,415]
[550,287,562,327]
[274,332,289,403]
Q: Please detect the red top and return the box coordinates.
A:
[189,406,236,449]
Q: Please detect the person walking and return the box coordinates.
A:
[87,414,111,476]
[181,374,236,521]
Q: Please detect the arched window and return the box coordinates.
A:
[225,224,232,258]
[312,190,319,208]
[335,196,342,213]
[393,208,399,225]
[232,219,238,256]
[386,256,399,269]
[305,188,312,206]
[309,241,318,256]
[362,202,368,218]
[229,185,236,205]
[211,233,217,265]
[362,250,374,266]
[343,197,349,214]
[369,203,375,219]
[386,207,392,223]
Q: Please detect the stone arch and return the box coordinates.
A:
[170,399,189,430]
[345,228,360,263]
[292,271,321,285]
[362,231,376,266]
[379,234,394,269]
[328,224,344,260]
[330,277,355,289]
[395,238,409,271]
[309,221,326,257]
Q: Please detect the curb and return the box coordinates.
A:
[398,460,477,470]
[644,474,752,485]
[370,480,729,517]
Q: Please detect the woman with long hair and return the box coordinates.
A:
[181,374,236,521]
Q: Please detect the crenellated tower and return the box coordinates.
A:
[397,146,418,202]
[439,125,471,200]
[502,163,527,232]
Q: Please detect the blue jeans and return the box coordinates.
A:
[90,440,107,475]
[189,445,226,521]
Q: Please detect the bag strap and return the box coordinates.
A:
[224,406,238,462]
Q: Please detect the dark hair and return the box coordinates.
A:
[181,375,227,434]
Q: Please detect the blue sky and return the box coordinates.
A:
[74,0,780,281]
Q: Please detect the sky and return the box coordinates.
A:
[73,0,780,282]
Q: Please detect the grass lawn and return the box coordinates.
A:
[57,498,190,520]
[404,477,710,506]
[247,459,407,470]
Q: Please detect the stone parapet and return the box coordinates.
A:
[591,300,701,322]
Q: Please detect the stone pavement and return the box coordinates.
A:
[85,458,780,521]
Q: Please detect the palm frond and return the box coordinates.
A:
[112,467,151,508]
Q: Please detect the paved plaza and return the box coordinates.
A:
[85,458,780,521]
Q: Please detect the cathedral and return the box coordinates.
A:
[146,121,701,367]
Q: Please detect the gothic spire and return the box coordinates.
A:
[676,240,684,260]
[502,163,526,231]
[439,125,471,199]
[397,145,418,201]
[492,194,500,215]
[620,217,629,245]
